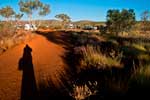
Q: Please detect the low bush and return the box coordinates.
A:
[0,22,16,38]
[0,27,35,55]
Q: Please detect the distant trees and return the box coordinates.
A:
[19,0,50,24]
[106,9,136,35]
[141,10,150,33]
[55,14,71,29]
[0,6,15,21]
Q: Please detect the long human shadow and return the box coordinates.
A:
[18,44,38,100]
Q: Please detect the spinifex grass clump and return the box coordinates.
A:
[75,45,122,71]
[130,64,150,86]
[70,81,98,100]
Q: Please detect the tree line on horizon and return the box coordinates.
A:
[0,0,149,34]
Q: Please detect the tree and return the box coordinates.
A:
[38,4,50,27]
[106,9,136,35]
[19,0,50,24]
[15,13,24,20]
[0,6,15,21]
[141,10,150,33]
[55,14,71,29]
[14,13,24,25]
[0,6,16,36]
[106,9,120,35]
[39,4,50,16]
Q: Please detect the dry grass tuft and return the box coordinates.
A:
[75,45,122,71]
[70,81,98,100]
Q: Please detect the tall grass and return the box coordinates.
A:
[76,45,122,71]
[131,64,150,85]
[128,52,150,90]
[132,43,146,51]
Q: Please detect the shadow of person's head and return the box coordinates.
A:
[19,44,33,70]
[23,44,32,58]
[24,44,32,53]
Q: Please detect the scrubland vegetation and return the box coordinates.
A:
[65,28,150,99]
[36,27,150,99]
[50,9,150,99]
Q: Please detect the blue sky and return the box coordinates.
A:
[0,0,149,21]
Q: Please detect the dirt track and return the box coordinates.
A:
[0,33,67,100]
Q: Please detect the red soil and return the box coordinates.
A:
[0,33,67,99]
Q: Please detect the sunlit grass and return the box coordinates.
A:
[130,64,150,87]
[70,81,98,100]
[137,54,150,61]
[77,45,122,70]
[135,65,150,79]
[132,43,146,51]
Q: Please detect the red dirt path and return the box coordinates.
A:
[0,33,67,100]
